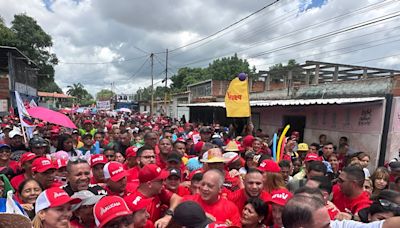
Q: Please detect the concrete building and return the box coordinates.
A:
[0,46,38,115]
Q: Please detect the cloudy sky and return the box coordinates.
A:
[1,0,400,96]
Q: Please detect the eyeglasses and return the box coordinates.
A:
[105,155,115,158]
[141,155,156,159]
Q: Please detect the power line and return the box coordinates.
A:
[162,0,281,53]
[174,0,398,68]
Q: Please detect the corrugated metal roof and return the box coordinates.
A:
[179,97,385,108]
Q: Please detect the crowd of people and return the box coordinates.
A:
[0,111,399,228]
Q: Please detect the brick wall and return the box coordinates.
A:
[0,77,9,99]
[251,81,265,92]
[212,80,230,97]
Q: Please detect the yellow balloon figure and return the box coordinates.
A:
[277,125,290,162]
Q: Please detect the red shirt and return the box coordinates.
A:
[227,188,271,213]
[332,184,372,214]
[104,182,137,198]
[11,174,26,190]
[124,188,173,222]
[127,167,140,187]
[1,160,19,173]
[223,171,242,192]
[156,155,167,170]
[183,194,241,227]
[172,185,191,197]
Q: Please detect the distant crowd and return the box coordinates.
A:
[0,111,399,228]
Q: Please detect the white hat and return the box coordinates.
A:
[9,128,22,138]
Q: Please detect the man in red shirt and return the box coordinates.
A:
[31,157,60,189]
[90,154,107,186]
[124,146,138,170]
[156,138,172,169]
[124,164,182,227]
[126,145,156,183]
[103,161,135,197]
[11,152,36,190]
[228,168,270,212]
[332,166,372,215]
[183,169,241,226]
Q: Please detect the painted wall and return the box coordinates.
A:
[254,101,385,168]
[387,97,400,161]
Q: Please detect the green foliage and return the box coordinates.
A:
[268,59,303,83]
[96,89,115,101]
[0,14,60,92]
[135,86,171,101]
[66,83,93,105]
[169,53,255,92]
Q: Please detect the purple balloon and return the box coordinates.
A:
[238,72,247,81]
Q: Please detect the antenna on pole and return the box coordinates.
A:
[150,53,154,116]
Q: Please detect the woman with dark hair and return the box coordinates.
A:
[241,197,268,228]
[371,167,390,198]
[358,189,400,222]
[239,151,257,176]
[17,178,43,219]
[56,134,81,157]
[327,153,340,180]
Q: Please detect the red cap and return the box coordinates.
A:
[188,169,203,181]
[90,154,107,167]
[19,152,37,165]
[139,164,169,183]
[270,189,293,206]
[83,119,93,124]
[54,158,68,169]
[305,153,322,162]
[32,157,56,173]
[258,159,281,173]
[125,146,138,158]
[193,141,204,154]
[103,162,127,182]
[123,195,152,213]
[94,196,132,228]
[242,135,255,148]
[35,187,81,213]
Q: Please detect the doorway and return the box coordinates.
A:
[282,115,306,142]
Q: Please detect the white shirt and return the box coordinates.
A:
[330,219,383,228]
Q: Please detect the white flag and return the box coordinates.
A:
[29,99,37,107]
[15,91,34,128]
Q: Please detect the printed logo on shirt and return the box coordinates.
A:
[272,193,289,200]
[132,196,142,205]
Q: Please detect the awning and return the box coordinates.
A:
[179,97,385,108]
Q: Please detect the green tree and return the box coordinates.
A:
[268,59,303,83]
[66,83,93,104]
[0,14,60,92]
[96,89,115,101]
[170,53,255,92]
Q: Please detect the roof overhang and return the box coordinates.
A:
[179,97,385,108]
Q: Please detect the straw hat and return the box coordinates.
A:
[224,141,240,152]
[200,148,228,163]
[0,213,31,228]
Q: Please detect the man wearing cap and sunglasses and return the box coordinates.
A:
[124,164,182,228]
[103,161,137,197]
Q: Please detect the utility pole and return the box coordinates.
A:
[150,53,154,116]
[164,49,168,115]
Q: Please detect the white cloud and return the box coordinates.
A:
[1,0,400,97]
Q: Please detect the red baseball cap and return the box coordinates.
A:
[83,119,93,124]
[94,196,132,228]
[123,195,152,213]
[305,153,322,162]
[54,158,68,169]
[138,164,169,183]
[35,187,81,213]
[90,154,107,167]
[19,152,37,165]
[269,189,293,206]
[32,157,56,173]
[103,162,127,182]
[258,159,281,173]
[125,146,138,158]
